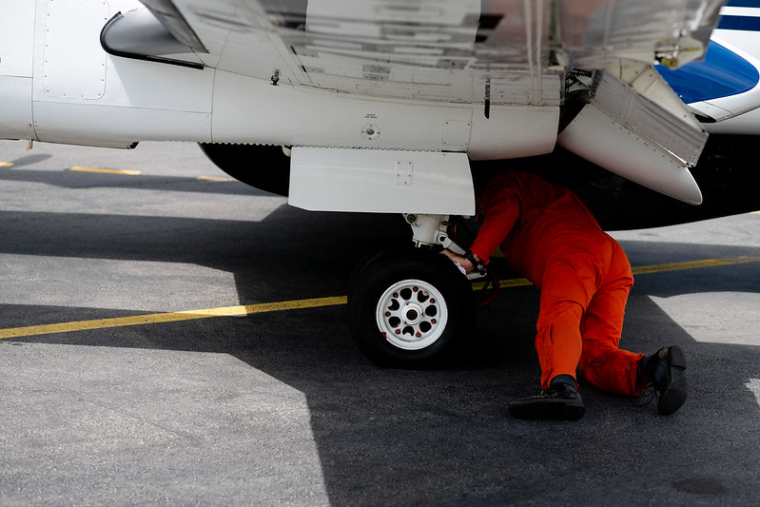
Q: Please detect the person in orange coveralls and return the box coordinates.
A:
[443,171,687,420]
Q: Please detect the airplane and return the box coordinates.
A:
[1,0,756,368]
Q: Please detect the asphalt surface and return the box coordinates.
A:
[1,140,760,506]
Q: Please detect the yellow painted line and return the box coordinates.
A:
[475,256,760,289]
[197,175,236,182]
[631,256,760,275]
[0,296,347,340]
[70,166,141,176]
[1,256,760,341]
[0,162,13,167]
[479,277,531,289]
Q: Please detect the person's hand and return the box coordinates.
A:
[441,249,474,274]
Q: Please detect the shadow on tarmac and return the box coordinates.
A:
[0,164,268,196]
[2,205,760,505]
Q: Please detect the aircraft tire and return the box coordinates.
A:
[348,247,475,368]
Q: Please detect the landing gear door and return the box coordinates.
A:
[0,1,36,140]
[0,2,35,78]
[288,147,475,215]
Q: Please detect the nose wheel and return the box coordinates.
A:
[348,247,475,368]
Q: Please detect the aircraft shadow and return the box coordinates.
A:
[2,206,760,505]
[0,164,269,196]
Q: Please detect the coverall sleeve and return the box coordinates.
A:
[469,183,521,263]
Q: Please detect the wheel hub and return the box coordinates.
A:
[403,303,423,325]
[376,279,448,351]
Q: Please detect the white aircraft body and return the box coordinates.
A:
[2,0,757,366]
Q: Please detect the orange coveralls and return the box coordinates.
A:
[470,172,646,396]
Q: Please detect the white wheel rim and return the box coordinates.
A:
[375,279,448,351]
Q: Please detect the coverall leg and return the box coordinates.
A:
[578,241,646,396]
[535,244,601,391]
[534,235,644,395]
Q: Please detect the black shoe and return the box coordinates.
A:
[639,345,688,415]
[508,382,585,421]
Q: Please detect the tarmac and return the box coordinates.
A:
[1,140,760,506]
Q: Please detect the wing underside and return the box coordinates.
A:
[109,0,726,206]
[135,0,724,107]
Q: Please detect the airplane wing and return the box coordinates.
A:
[2,0,726,209]
[134,0,723,108]
[114,0,723,206]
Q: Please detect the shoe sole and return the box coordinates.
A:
[508,400,586,421]
[658,345,688,415]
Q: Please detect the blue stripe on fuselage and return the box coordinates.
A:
[657,42,760,103]
[720,1,760,30]
[718,16,760,30]
[725,0,760,7]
